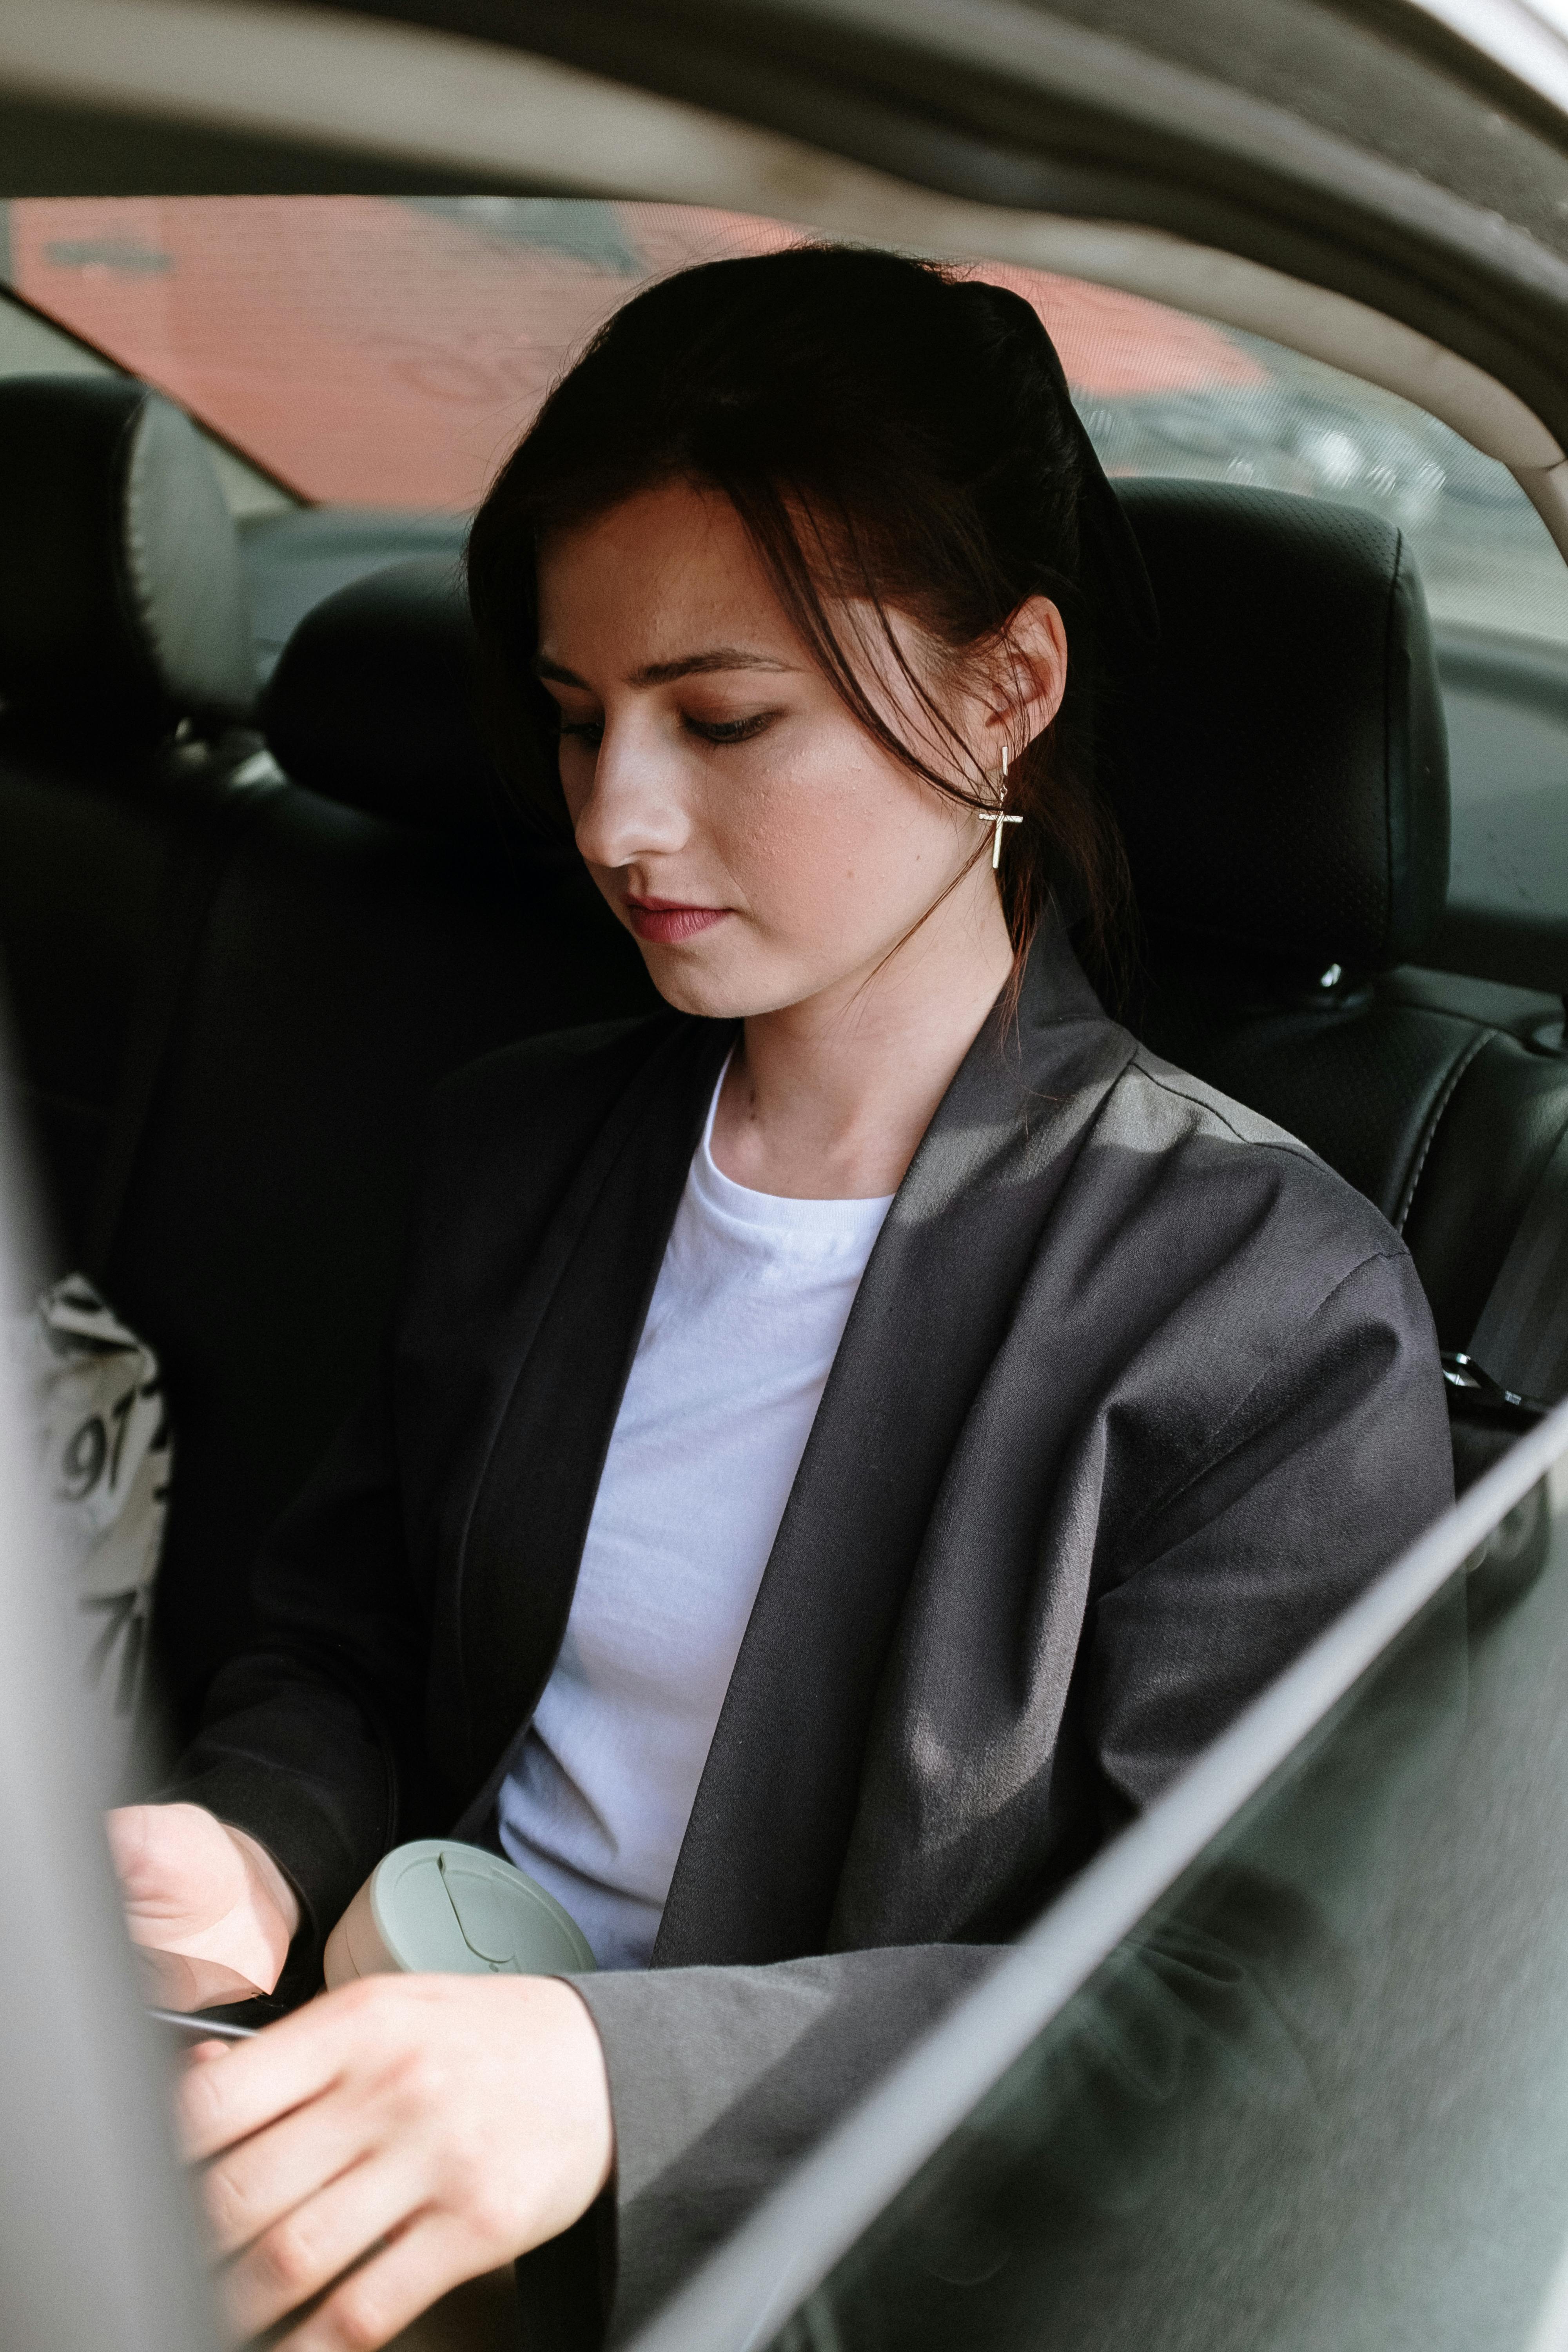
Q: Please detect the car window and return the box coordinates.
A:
[0,197,1552,610]
[0,251,295,521]
[4,194,1563,945]
[626,1416,1568,2352]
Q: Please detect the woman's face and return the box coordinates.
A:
[534,479,1050,1021]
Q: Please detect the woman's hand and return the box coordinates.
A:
[181,1973,614,2349]
[106,1802,301,2009]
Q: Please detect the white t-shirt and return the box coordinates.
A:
[496,1071,894,1969]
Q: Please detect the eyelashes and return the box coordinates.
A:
[556,710,779,750]
[687,711,775,745]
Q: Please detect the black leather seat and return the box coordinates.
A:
[1,381,1560,1752]
[1113,480,1568,1476]
[0,388,655,1733]
[107,572,654,1719]
[0,376,261,1255]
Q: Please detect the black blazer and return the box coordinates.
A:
[170,917,1453,2340]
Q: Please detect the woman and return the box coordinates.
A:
[110,247,1452,2351]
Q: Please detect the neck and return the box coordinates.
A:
[710,877,1017,1200]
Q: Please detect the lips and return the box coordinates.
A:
[625,897,730,945]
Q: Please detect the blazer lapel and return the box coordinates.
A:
[454,1014,734,1793]
[653,920,1135,1965]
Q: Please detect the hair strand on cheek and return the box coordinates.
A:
[470,243,1146,1013]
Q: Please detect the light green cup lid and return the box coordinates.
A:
[326,1840,596,1984]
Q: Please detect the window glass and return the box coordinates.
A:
[2,193,1559,641]
[3,195,1563,938]
[1080,337,1568,649]
[755,1454,1568,2352]
[0,263,292,519]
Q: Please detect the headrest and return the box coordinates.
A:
[1108,481,1449,975]
[0,376,256,742]
[261,557,507,832]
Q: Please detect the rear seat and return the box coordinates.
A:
[2,377,1565,1755]
[0,378,655,1737]
[116,579,654,1721]
[0,376,261,1255]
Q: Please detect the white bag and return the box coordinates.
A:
[6,1275,171,1786]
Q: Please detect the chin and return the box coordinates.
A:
[641,962,754,1020]
[637,942,806,1023]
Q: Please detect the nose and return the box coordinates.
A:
[571,711,691,871]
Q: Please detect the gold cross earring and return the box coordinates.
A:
[978,744,1022,870]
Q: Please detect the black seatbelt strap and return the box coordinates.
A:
[80,745,281,1285]
[1461,1120,1568,1409]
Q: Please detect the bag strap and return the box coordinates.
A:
[1463,1119,1568,1408]
[80,748,282,1285]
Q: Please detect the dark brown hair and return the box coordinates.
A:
[468,244,1143,978]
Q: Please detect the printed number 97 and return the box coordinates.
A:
[58,1388,137,1503]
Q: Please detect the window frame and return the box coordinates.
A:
[622,1395,1568,2352]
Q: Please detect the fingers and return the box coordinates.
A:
[134,1944,269,2012]
[104,1804,160,1897]
[107,1806,295,2000]
[219,2153,427,2342]
[274,2213,489,2352]
[179,2001,347,2163]
[178,1975,613,2350]
[201,2083,381,2261]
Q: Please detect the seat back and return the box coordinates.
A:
[1111,480,1568,1476]
[109,562,656,1721]
[4,406,1560,1745]
[0,375,261,1260]
[0,393,655,1727]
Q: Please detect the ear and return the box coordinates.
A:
[978,597,1068,769]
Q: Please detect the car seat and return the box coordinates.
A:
[1112,479,1568,1483]
[0,377,1560,1748]
[278,515,1564,1495]
[0,379,655,1735]
[0,375,261,1261]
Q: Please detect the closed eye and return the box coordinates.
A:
[555,708,779,750]
[684,710,777,745]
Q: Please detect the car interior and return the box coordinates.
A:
[7,0,1568,2341]
[2,201,1568,1754]
[628,1411,1568,2352]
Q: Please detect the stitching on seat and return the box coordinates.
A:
[1381,532,1401,967]
[1393,1026,1492,1234]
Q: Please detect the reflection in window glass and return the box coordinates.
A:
[768,1464,1568,2352]
[1082,337,1568,650]
[0,198,801,507]
[2,192,1561,645]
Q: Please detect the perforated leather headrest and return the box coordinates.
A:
[1109,481,1449,975]
[261,557,506,832]
[0,375,256,742]
[260,480,1451,947]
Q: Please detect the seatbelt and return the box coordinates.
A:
[80,745,281,1284]
[1458,1119,1568,1410]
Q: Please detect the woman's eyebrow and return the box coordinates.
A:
[632,649,797,686]
[532,649,797,687]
